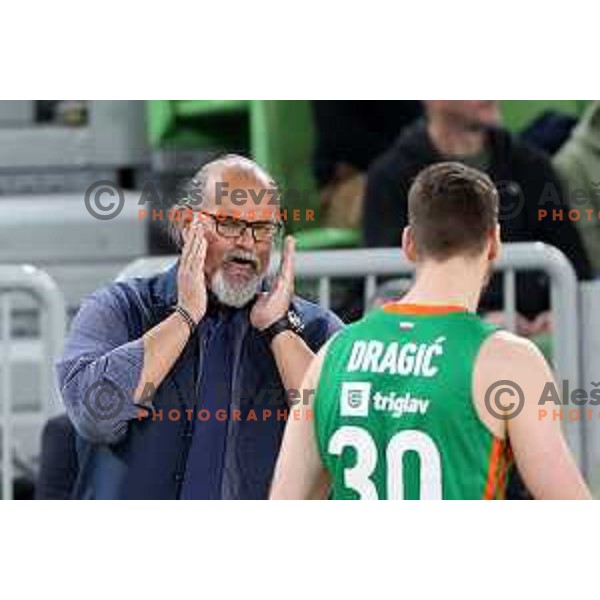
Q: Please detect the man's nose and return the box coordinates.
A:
[235,226,256,250]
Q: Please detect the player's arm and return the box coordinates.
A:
[479,332,591,500]
[269,340,333,499]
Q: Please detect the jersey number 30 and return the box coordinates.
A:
[328,426,442,499]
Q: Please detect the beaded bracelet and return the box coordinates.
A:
[174,305,197,336]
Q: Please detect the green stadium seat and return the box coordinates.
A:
[500,100,588,132]
[146,100,319,234]
[147,100,252,151]
[294,227,361,250]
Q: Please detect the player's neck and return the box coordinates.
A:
[401,258,486,313]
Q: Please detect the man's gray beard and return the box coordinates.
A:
[210,268,262,308]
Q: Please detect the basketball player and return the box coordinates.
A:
[269,162,590,500]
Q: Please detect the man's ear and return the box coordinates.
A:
[487,225,501,261]
[402,226,417,262]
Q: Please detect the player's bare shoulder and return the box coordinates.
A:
[472,329,551,438]
[480,330,547,372]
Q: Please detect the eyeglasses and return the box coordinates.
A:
[204,213,282,242]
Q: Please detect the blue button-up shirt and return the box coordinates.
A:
[56,264,343,499]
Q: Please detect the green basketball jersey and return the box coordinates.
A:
[314,304,513,500]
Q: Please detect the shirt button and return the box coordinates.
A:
[174,473,184,483]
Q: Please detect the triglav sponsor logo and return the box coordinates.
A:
[339,382,432,420]
[340,382,372,417]
[372,391,430,419]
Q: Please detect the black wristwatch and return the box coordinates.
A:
[261,307,305,345]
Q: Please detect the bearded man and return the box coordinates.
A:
[57,155,343,499]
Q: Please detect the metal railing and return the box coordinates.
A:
[0,265,66,499]
[117,242,583,469]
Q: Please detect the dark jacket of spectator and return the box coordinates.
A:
[521,111,578,156]
[363,120,591,317]
[312,101,422,187]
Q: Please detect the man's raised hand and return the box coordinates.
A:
[251,235,295,331]
[178,220,208,323]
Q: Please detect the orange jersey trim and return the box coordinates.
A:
[483,438,512,500]
[382,302,469,316]
[483,438,503,500]
[495,445,514,500]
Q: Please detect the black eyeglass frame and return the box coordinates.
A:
[202,212,283,243]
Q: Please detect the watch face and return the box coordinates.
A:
[287,309,304,332]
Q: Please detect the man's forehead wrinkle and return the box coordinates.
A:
[201,166,222,210]
[222,164,271,189]
[205,168,273,207]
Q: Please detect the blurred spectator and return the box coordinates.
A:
[313,101,422,228]
[554,101,600,275]
[363,100,591,330]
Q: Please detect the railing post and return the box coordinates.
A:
[0,265,66,500]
